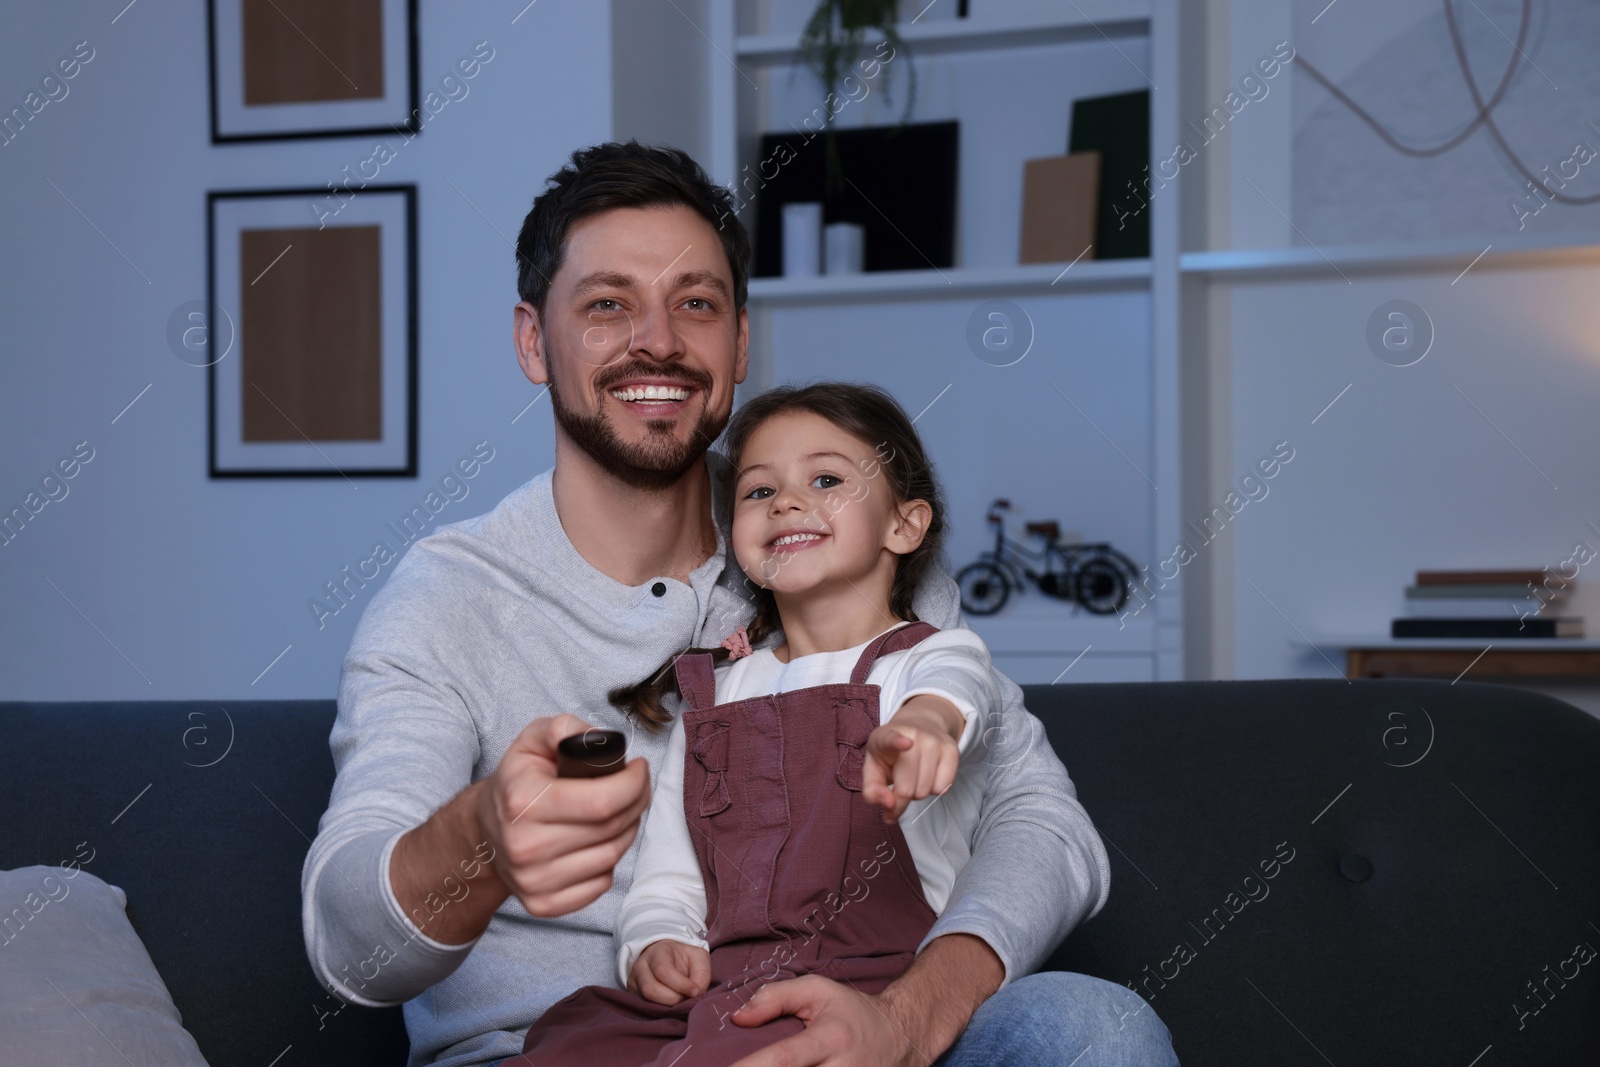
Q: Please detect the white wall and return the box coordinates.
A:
[1292,0,1600,245]
[1198,0,1600,716]
[0,1,612,699]
[1226,260,1600,678]
[612,0,710,165]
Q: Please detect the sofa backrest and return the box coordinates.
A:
[1027,678,1600,1065]
[0,700,407,1065]
[3,680,1597,1066]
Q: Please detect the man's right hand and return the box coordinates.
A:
[475,713,652,918]
[389,713,650,947]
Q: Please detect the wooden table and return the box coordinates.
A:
[1301,638,1600,680]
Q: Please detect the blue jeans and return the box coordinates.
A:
[937,971,1178,1066]
[488,970,1177,1066]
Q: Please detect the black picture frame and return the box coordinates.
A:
[207,184,418,479]
[207,0,419,144]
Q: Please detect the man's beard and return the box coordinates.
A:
[546,354,728,491]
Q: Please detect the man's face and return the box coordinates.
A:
[514,203,749,490]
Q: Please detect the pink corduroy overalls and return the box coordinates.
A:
[516,621,943,1067]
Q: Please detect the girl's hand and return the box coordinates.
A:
[629,939,712,1005]
[862,696,965,823]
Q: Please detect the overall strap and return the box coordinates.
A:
[849,621,939,684]
[672,651,718,713]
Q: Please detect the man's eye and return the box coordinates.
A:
[684,297,711,310]
[812,474,842,489]
[591,299,621,312]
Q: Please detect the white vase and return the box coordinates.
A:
[824,222,865,274]
[782,202,824,277]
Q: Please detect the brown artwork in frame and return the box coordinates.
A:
[241,0,385,106]
[209,0,418,143]
[209,186,416,478]
[239,225,383,443]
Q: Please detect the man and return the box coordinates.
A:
[302,141,1177,1066]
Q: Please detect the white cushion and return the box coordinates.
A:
[0,865,209,1065]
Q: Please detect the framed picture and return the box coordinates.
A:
[207,185,417,479]
[208,0,418,143]
[753,122,960,277]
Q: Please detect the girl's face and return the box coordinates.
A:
[731,409,928,598]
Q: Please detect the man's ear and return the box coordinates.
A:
[885,499,933,556]
[733,306,750,385]
[513,301,548,385]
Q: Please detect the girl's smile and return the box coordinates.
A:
[767,528,829,552]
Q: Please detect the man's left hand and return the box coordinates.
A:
[727,974,931,1067]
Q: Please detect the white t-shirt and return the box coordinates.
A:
[614,621,1001,985]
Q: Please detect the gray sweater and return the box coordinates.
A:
[302,459,1111,1067]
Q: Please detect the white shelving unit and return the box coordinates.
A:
[678,0,1187,683]
[966,596,1158,685]
[1181,232,1600,280]
[1295,636,1600,651]
[747,259,1153,304]
[734,7,1151,64]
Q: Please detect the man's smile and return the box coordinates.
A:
[596,369,708,421]
[610,384,691,402]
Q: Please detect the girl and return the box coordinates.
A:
[518,382,1003,1067]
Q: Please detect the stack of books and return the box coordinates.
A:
[1393,569,1584,639]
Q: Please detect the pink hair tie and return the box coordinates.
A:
[720,625,752,660]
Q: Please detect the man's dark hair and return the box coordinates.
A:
[515,140,750,318]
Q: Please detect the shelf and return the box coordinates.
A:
[965,595,1156,655]
[1180,232,1600,280]
[1293,635,1600,651]
[747,258,1151,304]
[709,0,1185,677]
[735,6,1151,64]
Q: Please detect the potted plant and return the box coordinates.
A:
[798,0,918,196]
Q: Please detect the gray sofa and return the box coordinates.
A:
[2,679,1597,1065]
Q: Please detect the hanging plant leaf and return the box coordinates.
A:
[797,0,917,198]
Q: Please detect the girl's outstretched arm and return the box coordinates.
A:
[908,569,1113,983]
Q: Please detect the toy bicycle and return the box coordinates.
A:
[956,499,1140,616]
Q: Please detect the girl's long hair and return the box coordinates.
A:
[611,381,948,729]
